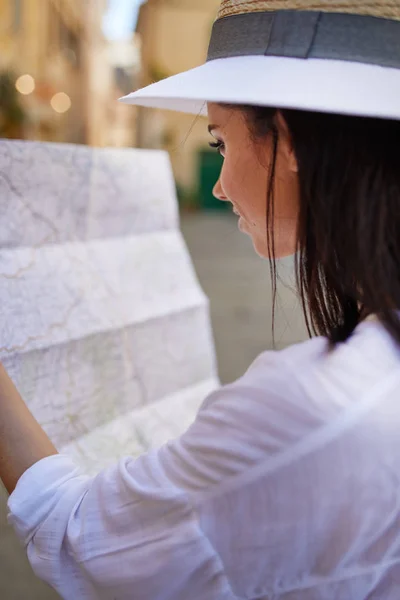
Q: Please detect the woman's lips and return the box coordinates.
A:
[232,204,247,230]
[232,205,241,216]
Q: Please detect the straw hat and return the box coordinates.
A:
[121,0,400,119]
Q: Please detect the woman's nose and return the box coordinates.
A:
[213,178,228,202]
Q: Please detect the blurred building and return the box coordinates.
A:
[0,0,138,147]
[136,0,221,209]
[86,0,140,148]
[102,36,141,148]
[0,0,87,142]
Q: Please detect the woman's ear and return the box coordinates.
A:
[276,111,298,174]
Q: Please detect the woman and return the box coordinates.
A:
[2,1,400,598]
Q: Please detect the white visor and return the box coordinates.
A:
[120,55,400,120]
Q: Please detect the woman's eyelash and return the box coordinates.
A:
[209,140,225,152]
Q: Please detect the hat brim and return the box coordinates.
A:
[120,56,400,120]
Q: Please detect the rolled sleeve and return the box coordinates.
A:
[8,454,90,546]
[7,449,234,600]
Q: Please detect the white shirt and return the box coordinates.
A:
[8,318,400,599]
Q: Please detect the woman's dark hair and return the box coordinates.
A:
[236,105,400,346]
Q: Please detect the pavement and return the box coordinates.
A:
[0,213,308,599]
[181,213,308,384]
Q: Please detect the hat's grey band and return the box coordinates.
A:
[207,10,400,69]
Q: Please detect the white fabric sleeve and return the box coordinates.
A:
[7,349,314,600]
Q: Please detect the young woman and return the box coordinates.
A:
[2,1,400,598]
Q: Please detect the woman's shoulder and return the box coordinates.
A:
[169,336,333,495]
[181,319,400,492]
[245,318,400,413]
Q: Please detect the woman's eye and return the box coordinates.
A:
[209,140,225,156]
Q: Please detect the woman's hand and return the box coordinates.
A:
[0,362,57,495]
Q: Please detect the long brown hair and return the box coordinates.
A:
[235,105,400,346]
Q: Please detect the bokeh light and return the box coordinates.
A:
[50,92,72,114]
[15,74,35,95]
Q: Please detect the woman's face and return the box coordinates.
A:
[208,103,300,259]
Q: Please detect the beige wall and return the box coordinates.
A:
[83,0,111,147]
[145,4,215,74]
[0,1,18,69]
[137,0,220,193]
